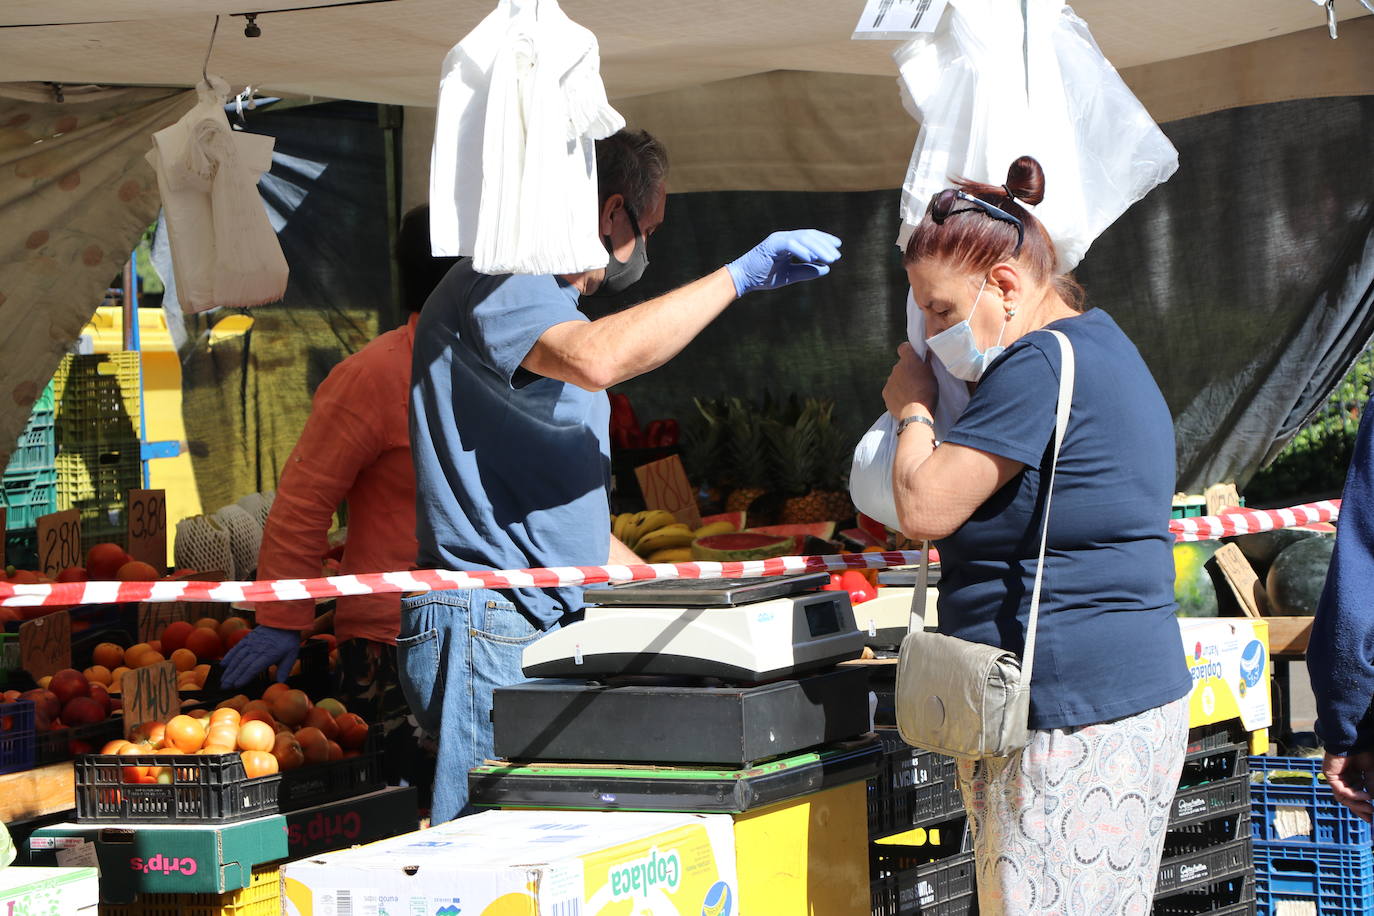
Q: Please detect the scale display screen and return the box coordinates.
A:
[805,599,842,636]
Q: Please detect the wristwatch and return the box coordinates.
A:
[896,414,936,436]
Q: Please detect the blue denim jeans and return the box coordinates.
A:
[396,588,545,823]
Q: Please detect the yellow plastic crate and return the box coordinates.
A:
[117,865,280,916]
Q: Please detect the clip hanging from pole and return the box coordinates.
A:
[202,15,221,85]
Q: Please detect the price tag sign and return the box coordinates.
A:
[122,661,178,737]
[127,489,167,573]
[635,455,702,530]
[138,601,190,643]
[37,509,82,579]
[20,609,71,680]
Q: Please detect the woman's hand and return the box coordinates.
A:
[883,343,938,419]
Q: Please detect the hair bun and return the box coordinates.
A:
[1004,156,1045,206]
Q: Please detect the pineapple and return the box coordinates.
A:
[682,397,727,512]
[780,400,856,524]
[723,397,771,514]
[772,401,821,524]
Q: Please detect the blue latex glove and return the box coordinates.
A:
[726,230,842,296]
[219,625,301,689]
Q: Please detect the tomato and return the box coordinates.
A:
[839,570,877,605]
[821,573,846,592]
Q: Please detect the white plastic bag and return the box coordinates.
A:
[850,291,971,530]
[894,0,1178,271]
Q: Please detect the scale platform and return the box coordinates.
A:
[469,737,883,814]
[492,665,872,767]
[523,573,864,682]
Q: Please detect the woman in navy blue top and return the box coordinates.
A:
[883,156,1192,915]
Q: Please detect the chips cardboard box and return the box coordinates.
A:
[283,785,419,859]
[28,814,287,902]
[0,866,98,915]
[283,809,739,916]
[1178,617,1271,731]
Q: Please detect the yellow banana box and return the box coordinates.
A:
[282,810,738,916]
[1177,617,1271,731]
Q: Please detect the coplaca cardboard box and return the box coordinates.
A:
[283,809,738,916]
[0,866,98,916]
[1178,617,1271,731]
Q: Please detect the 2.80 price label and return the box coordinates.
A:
[37,509,82,578]
[127,489,167,572]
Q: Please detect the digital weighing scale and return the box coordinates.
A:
[521,572,866,682]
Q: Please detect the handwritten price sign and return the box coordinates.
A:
[138,601,190,643]
[37,509,81,578]
[127,489,168,573]
[20,609,71,680]
[634,455,701,529]
[122,661,178,738]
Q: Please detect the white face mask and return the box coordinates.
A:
[924,277,1006,382]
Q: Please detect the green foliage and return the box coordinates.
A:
[1246,350,1374,504]
[682,394,850,494]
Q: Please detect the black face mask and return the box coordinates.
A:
[590,205,649,297]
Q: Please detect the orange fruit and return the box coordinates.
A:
[218,617,250,641]
[216,694,250,712]
[137,651,166,669]
[116,561,158,582]
[193,617,220,632]
[184,628,223,661]
[206,724,239,749]
[130,721,167,749]
[92,642,124,669]
[86,543,130,580]
[170,648,198,672]
[303,706,340,741]
[239,750,279,779]
[159,621,195,654]
[236,720,275,752]
[261,682,290,703]
[326,740,343,762]
[295,726,330,765]
[124,643,153,667]
[209,707,240,726]
[83,665,112,686]
[165,715,206,753]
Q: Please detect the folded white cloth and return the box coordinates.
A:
[146,76,287,312]
[429,0,624,274]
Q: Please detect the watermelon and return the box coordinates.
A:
[698,511,746,531]
[691,532,794,562]
[1228,528,1323,579]
[1266,535,1335,616]
[746,522,837,554]
[1174,542,1221,617]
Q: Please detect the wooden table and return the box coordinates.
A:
[1262,616,1314,748]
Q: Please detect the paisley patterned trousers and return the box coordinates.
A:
[957,696,1189,915]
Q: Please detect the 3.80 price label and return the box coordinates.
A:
[37,509,82,578]
[127,489,168,572]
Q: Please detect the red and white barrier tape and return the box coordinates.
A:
[0,499,1341,607]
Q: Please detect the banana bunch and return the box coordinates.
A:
[610,511,738,564]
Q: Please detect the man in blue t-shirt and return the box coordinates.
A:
[404,129,843,822]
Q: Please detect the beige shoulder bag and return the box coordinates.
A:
[895,329,1075,759]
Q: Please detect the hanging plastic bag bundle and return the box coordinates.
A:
[429,0,625,275]
[850,0,1178,529]
[146,76,288,313]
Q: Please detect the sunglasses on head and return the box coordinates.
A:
[930,189,1025,257]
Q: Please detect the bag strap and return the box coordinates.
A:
[909,329,1077,692]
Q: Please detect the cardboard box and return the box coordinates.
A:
[28,814,287,902]
[0,866,98,916]
[283,810,738,916]
[283,786,419,860]
[1178,617,1271,731]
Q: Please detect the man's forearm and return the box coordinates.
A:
[609,533,640,565]
[528,268,738,391]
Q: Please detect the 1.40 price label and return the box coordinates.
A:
[37,509,82,578]
[122,661,178,738]
[127,489,167,572]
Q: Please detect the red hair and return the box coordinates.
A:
[904,156,1084,309]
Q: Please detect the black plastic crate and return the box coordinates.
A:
[1186,721,1249,758]
[1153,870,1255,915]
[1180,742,1250,787]
[276,725,385,812]
[1156,837,1252,897]
[75,751,280,824]
[870,729,963,839]
[1171,774,1250,828]
[871,849,975,916]
[1164,810,1251,860]
[35,718,123,766]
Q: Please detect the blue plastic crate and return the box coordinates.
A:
[1249,756,1373,847]
[0,699,36,775]
[1254,841,1374,916]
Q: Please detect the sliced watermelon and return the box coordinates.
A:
[746,522,837,541]
[691,532,793,562]
[699,511,746,531]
